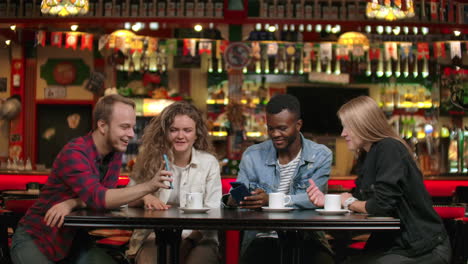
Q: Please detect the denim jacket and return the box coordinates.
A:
[236,134,332,254]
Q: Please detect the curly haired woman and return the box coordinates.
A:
[127,101,222,264]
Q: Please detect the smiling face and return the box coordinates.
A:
[168,114,197,156]
[102,101,136,153]
[266,110,302,152]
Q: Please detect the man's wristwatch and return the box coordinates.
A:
[343,197,358,210]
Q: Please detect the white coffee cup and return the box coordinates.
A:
[269,193,291,209]
[324,194,342,211]
[186,192,203,209]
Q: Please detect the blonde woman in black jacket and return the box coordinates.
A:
[308,96,451,264]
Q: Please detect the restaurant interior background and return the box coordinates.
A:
[0,0,467,179]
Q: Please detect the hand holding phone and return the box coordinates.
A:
[163,154,173,189]
[229,182,252,204]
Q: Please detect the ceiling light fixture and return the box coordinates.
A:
[70,25,79,31]
[41,0,89,16]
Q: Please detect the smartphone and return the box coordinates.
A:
[230,181,252,204]
[163,154,173,189]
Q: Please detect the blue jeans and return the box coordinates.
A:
[11,226,116,264]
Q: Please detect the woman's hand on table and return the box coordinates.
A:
[340,192,353,206]
[143,194,170,210]
[307,179,325,207]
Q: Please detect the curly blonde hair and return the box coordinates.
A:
[131,101,214,183]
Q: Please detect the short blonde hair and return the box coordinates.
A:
[93,94,135,128]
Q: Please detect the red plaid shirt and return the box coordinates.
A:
[18,134,122,261]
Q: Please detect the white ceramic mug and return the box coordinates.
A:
[269,193,291,209]
[324,194,342,211]
[186,192,203,209]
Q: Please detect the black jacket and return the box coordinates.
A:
[354,138,447,257]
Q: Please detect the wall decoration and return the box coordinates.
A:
[37,104,92,168]
[0,77,6,92]
[40,59,90,85]
[45,86,67,99]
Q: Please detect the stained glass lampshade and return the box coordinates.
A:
[366,0,415,21]
[41,0,89,17]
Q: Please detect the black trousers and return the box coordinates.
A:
[240,237,334,264]
[343,236,451,264]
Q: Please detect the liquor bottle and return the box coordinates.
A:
[34,0,41,17]
[113,0,121,16]
[17,0,23,17]
[95,0,104,17]
[206,0,214,17]
[167,0,175,16]
[140,0,148,16]
[214,0,223,17]
[268,0,276,18]
[157,0,166,16]
[148,0,155,16]
[259,0,268,17]
[185,0,194,16]
[24,0,34,17]
[277,0,284,18]
[177,0,184,16]
[122,0,129,17]
[7,0,17,17]
[286,0,293,18]
[304,0,312,18]
[130,0,139,16]
[104,0,113,16]
[295,0,304,18]
[195,0,204,17]
[0,0,7,17]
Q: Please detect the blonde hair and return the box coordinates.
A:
[337,96,413,156]
[131,101,214,183]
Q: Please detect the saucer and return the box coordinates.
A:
[261,207,294,212]
[316,209,350,215]
[179,207,210,213]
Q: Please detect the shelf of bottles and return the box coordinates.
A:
[0,0,225,19]
[252,0,467,25]
[3,0,466,25]
[206,78,268,141]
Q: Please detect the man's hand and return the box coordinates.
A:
[143,194,171,210]
[149,169,173,192]
[226,195,239,207]
[240,188,268,209]
[307,179,325,207]
[44,199,79,228]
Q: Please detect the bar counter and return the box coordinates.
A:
[1,170,468,198]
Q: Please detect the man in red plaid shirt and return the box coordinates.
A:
[11,94,172,264]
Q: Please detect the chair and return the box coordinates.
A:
[433,205,466,264]
[89,229,133,264]
[0,209,22,264]
[453,186,468,204]
[96,236,132,264]
[449,217,468,264]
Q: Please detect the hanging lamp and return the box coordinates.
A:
[41,0,89,17]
